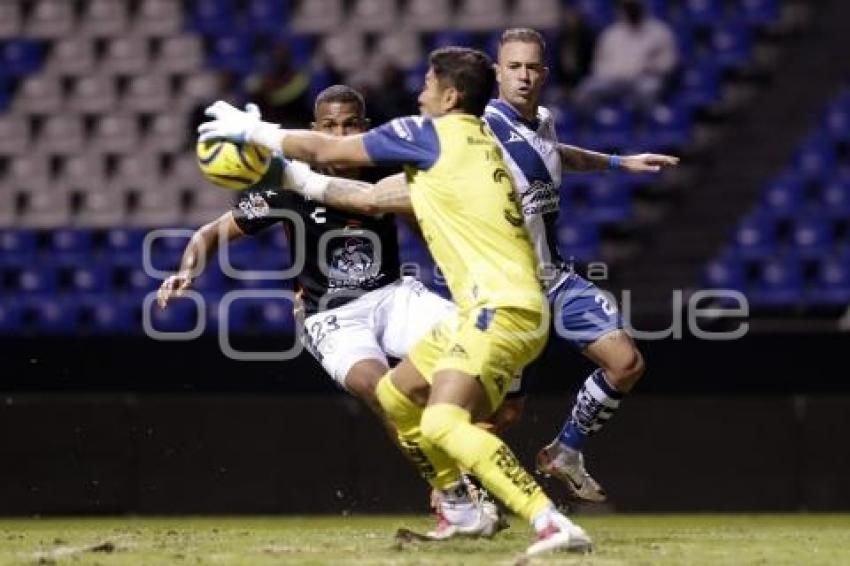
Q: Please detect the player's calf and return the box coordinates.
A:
[540,332,644,502]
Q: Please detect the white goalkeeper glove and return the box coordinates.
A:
[197,100,286,151]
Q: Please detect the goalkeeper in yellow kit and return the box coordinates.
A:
[198,47,591,556]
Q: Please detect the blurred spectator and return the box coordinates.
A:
[554,8,597,91]
[365,61,419,126]
[244,43,313,128]
[573,0,678,114]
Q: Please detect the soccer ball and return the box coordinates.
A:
[196,140,272,190]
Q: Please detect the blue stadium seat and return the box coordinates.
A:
[146,297,204,333]
[749,256,804,307]
[426,31,476,51]
[793,136,836,182]
[149,232,192,273]
[732,213,777,259]
[823,102,850,141]
[247,0,291,35]
[641,101,692,150]
[820,178,850,217]
[49,228,94,260]
[557,217,600,262]
[710,23,752,69]
[761,174,805,218]
[553,105,578,140]
[678,0,723,28]
[1,40,43,77]
[807,257,850,306]
[702,254,746,291]
[221,298,253,333]
[0,301,21,333]
[644,0,669,18]
[79,297,137,334]
[112,261,158,295]
[192,264,226,292]
[791,215,834,259]
[586,177,632,224]
[678,61,721,109]
[738,0,780,27]
[191,0,236,35]
[672,25,697,63]
[23,298,79,334]
[61,265,111,294]
[572,0,615,30]
[105,228,145,260]
[209,33,255,72]
[17,265,57,296]
[0,230,37,264]
[286,34,314,68]
[258,300,295,332]
[583,105,634,151]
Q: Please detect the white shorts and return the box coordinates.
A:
[301,277,455,388]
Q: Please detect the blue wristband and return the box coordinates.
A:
[608,154,622,170]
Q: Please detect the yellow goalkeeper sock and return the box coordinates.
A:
[375,374,462,490]
[420,403,551,521]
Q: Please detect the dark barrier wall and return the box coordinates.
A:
[1,331,847,394]
[1,394,849,515]
[1,331,848,514]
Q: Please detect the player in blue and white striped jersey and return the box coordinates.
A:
[485,28,679,502]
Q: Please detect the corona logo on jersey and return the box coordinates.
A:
[196,140,271,190]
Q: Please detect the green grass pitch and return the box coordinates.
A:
[1,514,849,565]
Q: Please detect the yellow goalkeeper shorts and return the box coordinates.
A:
[408,306,548,411]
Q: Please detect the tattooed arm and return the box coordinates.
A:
[282,159,412,216]
[558,144,611,172]
[322,173,412,216]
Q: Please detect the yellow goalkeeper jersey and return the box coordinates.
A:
[363,113,544,311]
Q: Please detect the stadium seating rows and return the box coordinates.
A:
[704,87,850,308]
[0,0,785,332]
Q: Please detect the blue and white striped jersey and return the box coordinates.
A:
[484,98,566,290]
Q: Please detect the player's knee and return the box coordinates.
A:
[347,373,381,408]
[345,362,389,412]
[604,346,645,392]
[420,404,471,446]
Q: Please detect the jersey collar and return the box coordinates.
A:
[488,98,540,131]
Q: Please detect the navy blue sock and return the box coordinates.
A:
[558,369,624,451]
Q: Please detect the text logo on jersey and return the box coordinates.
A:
[519,179,559,216]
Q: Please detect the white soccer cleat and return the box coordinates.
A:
[425,499,501,540]
[536,441,607,503]
[526,511,593,556]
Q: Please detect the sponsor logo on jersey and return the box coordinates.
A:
[449,344,469,359]
[391,118,413,141]
[519,180,559,216]
[328,237,384,291]
[238,192,270,219]
[506,131,525,144]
